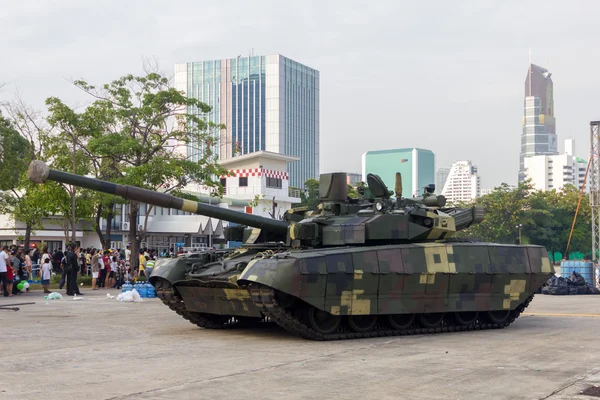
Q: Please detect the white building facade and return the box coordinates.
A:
[218,151,302,220]
[441,161,481,203]
[523,139,587,192]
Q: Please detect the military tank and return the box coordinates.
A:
[28,161,554,340]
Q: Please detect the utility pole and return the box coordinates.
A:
[71,133,77,244]
[589,122,600,268]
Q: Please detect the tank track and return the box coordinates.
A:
[249,283,534,341]
[154,278,265,329]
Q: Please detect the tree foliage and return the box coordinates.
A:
[0,107,54,247]
[297,178,320,209]
[60,71,229,262]
[455,181,591,259]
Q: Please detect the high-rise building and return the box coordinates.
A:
[441,161,481,203]
[519,63,558,182]
[436,167,450,194]
[174,54,320,188]
[362,148,435,198]
[523,139,587,192]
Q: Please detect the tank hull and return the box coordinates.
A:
[235,242,554,340]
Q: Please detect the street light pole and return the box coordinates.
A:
[516,224,523,244]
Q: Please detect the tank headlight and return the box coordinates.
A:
[375,202,384,211]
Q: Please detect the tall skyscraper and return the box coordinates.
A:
[519,63,558,182]
[441,161,481,203]
[436,167,450,194]
[175,54,320,188]
[362,148,435,198]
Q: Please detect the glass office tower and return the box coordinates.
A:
[175,54,320,188]
[519,63,558,182]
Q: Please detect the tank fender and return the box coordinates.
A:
[238,256,327,311]
[148,258,190,286]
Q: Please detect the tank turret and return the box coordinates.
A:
[27,161,483,247]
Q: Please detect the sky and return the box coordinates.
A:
[2,0,600,188]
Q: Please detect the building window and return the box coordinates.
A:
[266,177,282,189]
[239,177,248,187]
[220,178,226,187]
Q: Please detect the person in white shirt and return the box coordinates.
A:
[41,256,52,294]
[125,244,131,262]
[0,245,9,297]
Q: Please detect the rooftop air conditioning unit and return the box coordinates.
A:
[122,222,130,231]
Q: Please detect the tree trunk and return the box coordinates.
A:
[24,223,32,249]
[104,204,114,250]
[129,201,139,268]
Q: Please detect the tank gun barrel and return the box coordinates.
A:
[27,161,289,235]
[451,206,485,231]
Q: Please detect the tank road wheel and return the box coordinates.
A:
[387,314,415,330]
[347,315,377,333]
[452,312,478,326]
[305,307,341,335]
[418,313,445,329]
[485,310,512,324]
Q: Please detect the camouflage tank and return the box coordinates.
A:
[28,161,554,340]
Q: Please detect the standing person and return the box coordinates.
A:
[52,248,64,273]
[30,247,40,277]
[65,244,82,296]
[104,251,113,289]
[137,249,147,279]
[0,245,9,297]
[11,249,22,295]
[31,246,40,264]
[40,255,52,294]
[98,250,109,288]
[85,249,91,275]
[90,249,100,290]
[109,255,118,288]
[6,250,16,296]
[58,255,67,290]
[23,249,32,280]
[125,244,131,264]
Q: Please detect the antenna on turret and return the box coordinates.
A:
[394,172,402,198]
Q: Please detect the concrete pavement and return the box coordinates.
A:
[1,290,599,400]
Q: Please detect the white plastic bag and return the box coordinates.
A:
[116,289,143,303]
[131,288,143,303]
[45,292,63,300]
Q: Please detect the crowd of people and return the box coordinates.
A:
[0,243,165,297]
[0,244,34,297]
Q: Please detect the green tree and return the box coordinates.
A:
[0,102,55,248]
[44,96,119,248]
[69,71,228,265]
[300,178,320,209]
[455,181,592,260]
[456,181,534,243]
